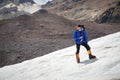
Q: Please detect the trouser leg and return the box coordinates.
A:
[76,44,80,63]
[82,42,91,54]
[82,43,96,59]
[76,44,80,54]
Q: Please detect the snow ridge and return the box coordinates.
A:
[0,32,120,80]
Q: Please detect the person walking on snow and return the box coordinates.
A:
[73,24,96,63]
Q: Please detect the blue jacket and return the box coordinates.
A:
[73,29,88,44]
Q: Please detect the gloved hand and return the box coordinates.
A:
[79,36,83,39]
[83,41,88,44]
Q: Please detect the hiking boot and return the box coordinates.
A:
[89,54,96,59]
[76,54,80,63]
[76,58,80,63]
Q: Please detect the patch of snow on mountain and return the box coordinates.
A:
[18,2,41,14]
[0,32,120,80]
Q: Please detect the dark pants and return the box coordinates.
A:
[76,42,90,54]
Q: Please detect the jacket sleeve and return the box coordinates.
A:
[73,31,80,40]
[83,30,88,43]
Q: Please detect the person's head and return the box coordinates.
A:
[76,24,83,31]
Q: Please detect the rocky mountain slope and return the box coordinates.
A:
[42,0,120,23]
[0,0,34,6]
[0,9,120,67]
[96,1,120,23]
[19,0,35,4]
[0,0,40,20]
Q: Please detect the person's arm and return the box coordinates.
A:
[73,31,80,40]
[83,30,88,43]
